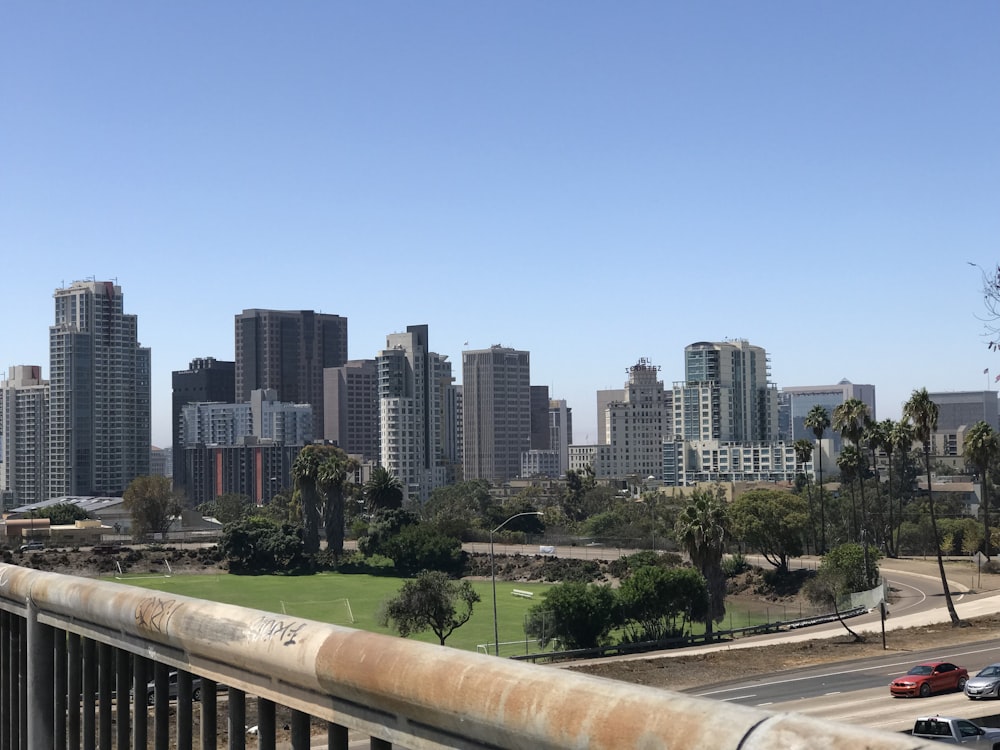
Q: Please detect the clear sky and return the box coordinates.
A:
[2,2,998,449]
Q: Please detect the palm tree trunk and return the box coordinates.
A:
[926,449,962,626]
[817,447,826,554]
[983,469,991,560]
[885,453,896,557]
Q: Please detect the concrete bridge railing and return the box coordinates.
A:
[0,563,933,749]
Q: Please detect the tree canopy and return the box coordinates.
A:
[378,570,480,645]
[729,489,808,573]
[524,581,618,650]
[123,475,180,541]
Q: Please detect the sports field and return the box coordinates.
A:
[108,572,553,656]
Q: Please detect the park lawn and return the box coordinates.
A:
[107,572,553,655]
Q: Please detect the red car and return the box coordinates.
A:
[890,661,969,698]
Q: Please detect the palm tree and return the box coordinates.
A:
[365,466,404,513]
[833,399,871,540]
[292,445,325,553]
[674,486,728,642]
[793,438,816,552]
[804,405,831,552]
[887,418,915,555]
[317,448,360,556]
[862,418,889,553]
[964,420,999,560]
[877,419,899,557]
[837,444,863,540]
[904,387,962,626]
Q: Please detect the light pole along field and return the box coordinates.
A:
[108,569,554,655]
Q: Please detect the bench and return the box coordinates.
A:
[512,589,533,599]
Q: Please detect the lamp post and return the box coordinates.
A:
[491,511,543,656]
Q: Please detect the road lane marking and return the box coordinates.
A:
[695,644,1000,696]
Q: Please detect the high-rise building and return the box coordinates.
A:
[462,345,531,484]
[603,359,670,480]
[596,389,624,445]
[0,366,49,506]
[235,309,347,437]
[171,357,235,499]
[549,399,573,477]
[928,391,999,432]
[377,325,456,501]
[530,386,551,450]
[673,340,777,443]
[178,389,313,505]
[323,359,379,462]
[783,380,877,454]
[48,280,151,498]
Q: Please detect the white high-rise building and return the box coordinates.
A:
[549,399,573,477]
[48,280,151,498]
[673,340,777,443]
[0,366,49,506]
[377,325,455,501]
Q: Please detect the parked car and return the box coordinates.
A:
[890,661,969,698]
[19,541,44,552]
[967,664,1000,700]
[911,715,1000,747]
[146,671,204,705]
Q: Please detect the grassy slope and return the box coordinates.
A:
[108,572,553,656]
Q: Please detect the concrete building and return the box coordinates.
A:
[48,280,151,498]
[171,357,235,497]
[929,390,999,433]
[530,385,551,450]
[150,446,172,478]
[673,340,777,443]
[596,389,624,445]
[377,325,457,501]
[602,358,670,480]
[235,309,347,437]
[323,359,379,462]
[179,390,312,447]
[663,438,805,485]
[462,345,531,484]
[549,399,573,477]
[783,380,877,454]
[0,366,49,506]
[521,449,562,478]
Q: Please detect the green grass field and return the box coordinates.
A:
[107,572,554,656]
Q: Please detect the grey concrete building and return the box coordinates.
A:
[324,359,380,462]
[48,280,151,498]
[462,345,531,484]
[171,357,235,498]
[0,366,49,506]
[235,309,347,437]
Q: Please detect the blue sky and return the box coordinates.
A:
[2,2,998,448]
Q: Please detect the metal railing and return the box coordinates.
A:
[0,563,928,749]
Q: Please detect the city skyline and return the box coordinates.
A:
[2,4,998,448]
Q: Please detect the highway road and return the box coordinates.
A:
[688,639,1000,735]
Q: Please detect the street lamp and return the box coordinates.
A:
[491,511,543,656]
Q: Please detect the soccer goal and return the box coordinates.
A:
[279,597,355,624]
[114,560,173,580]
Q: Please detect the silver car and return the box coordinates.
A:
[966,663,1000,700]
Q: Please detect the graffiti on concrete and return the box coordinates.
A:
[248,615,308,646]
[135,596,180,633]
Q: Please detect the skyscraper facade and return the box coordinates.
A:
[377,325,456,501]
[234,309,347,437]
[603,359,669,480]
[0,366,49,506]
[171,357,235,499]
[462,345,531,484]
[323,359,380,462]
[784,380,877,455]
[48,280,151,497]
[673,340,777,443]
